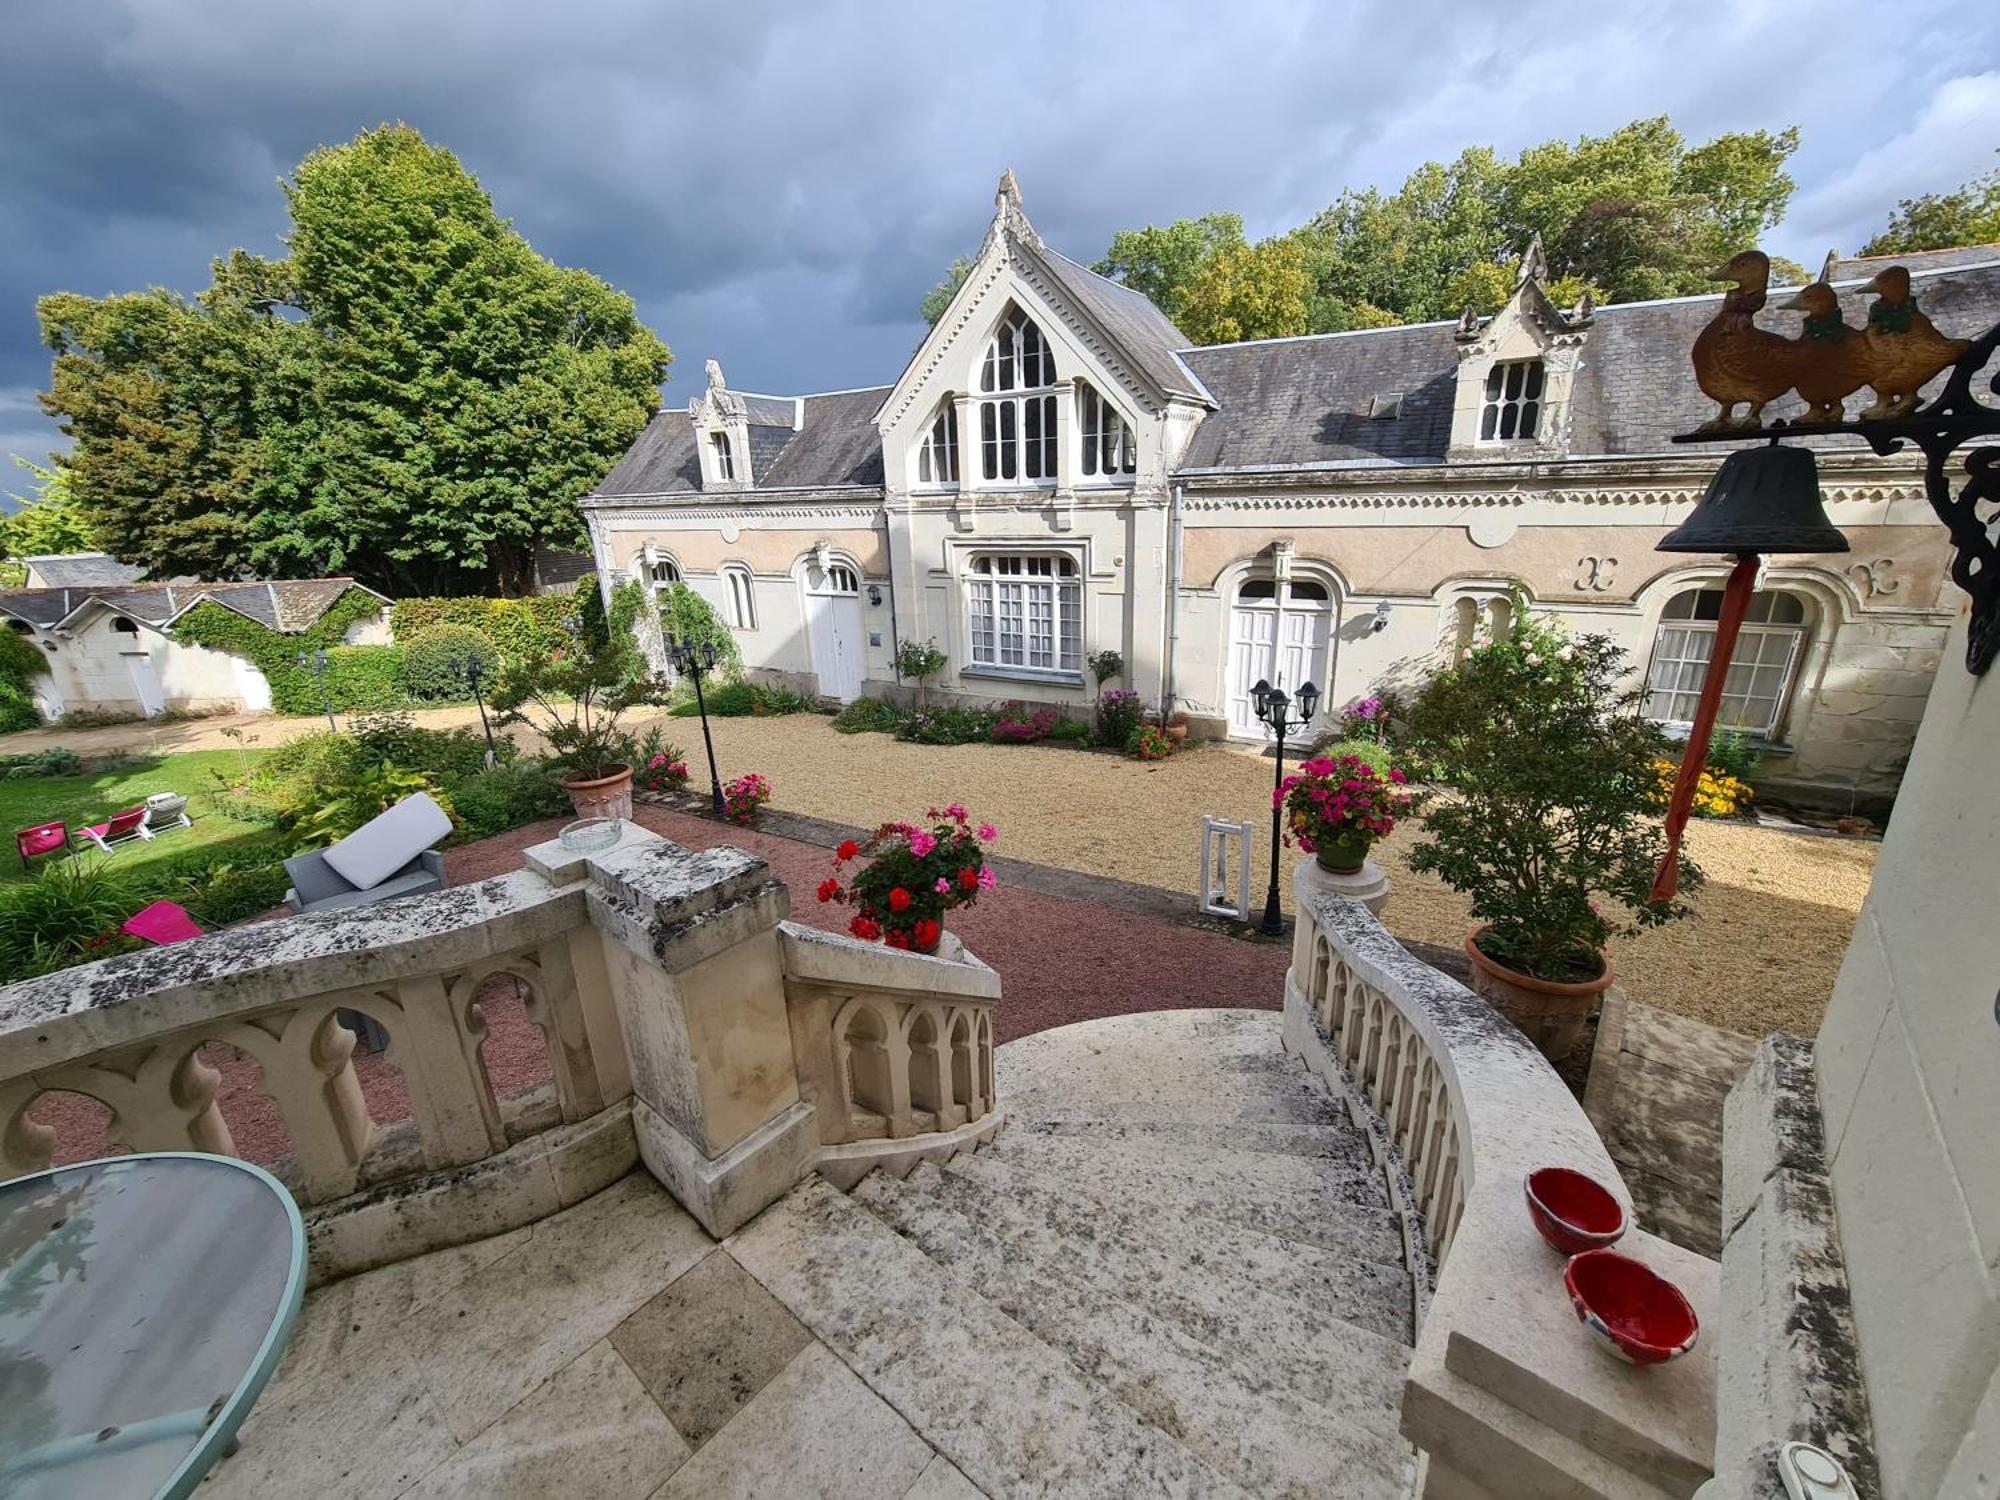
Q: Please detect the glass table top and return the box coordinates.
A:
[0,1153,306,1500]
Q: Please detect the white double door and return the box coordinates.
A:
[1227,581,1333,738]
[804,564,865,703]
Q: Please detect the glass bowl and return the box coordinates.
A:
[559,817,623,853]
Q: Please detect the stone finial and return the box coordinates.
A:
[1818,248,1841,285]
[1517,232,1549,288]
[1570,288,1597,325]
[987,168,1041,252]
[1456,307,1482,342]
[705,358,727,392]
[996,169,1022,213]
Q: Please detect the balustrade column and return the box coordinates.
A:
[394,974,509,1163]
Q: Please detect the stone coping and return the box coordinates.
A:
[778,922,1000,1002]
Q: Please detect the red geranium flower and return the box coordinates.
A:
[958,867,980,891]
[815,878,841,903]
[888,886,913,912]
[836,840,860,862]
[849,915,881,941]
[913,918,941,951]
[885,929,910,949]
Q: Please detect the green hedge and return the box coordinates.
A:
[0,627,49,731]
[169,587,388,715]
[322,646,407,712]
[401,624,498,701]
[388,592,580,664]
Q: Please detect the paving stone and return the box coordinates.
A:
[401,1341,690,1499]
[610,1242,813,1448]
[903,1452,989,1499]
[651,1343,935,1500]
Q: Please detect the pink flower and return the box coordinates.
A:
[976,867,997,891]
[908,830,937,858]
[946,803,968,821]
[934,877,951,894]
[976,822,997,842]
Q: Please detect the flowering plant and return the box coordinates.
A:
[1654,760,1752,819]
[1339,693,1394,743]
[1278,753,1411,854]
[633,750,690,794]
[817,803,998,953]
[722,772,770,825]
[1096,689,1144,748]
[1126,723,1174,761]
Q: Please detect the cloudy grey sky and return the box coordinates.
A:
[3,0,1997,480]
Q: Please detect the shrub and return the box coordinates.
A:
[1400,603,1700,984]
[351,713,505,780]
[0,627,49,731]
[400,625,499,702]
[669,681,807,718]
[489,602,671,782]
[293,762,455,849]
[321,645,408,712]
[895,638,948,706]
[445,762,569,839]
[0,748,83,778]
[898,706,998,745]
[1048,716,1093,745]
[756,684,817,715]
[831,697,907,735]
[816,805,998,951]
[659,582,742,677]
[180,858,293,926]
[1337,693,1396,743]
[722,772,771,825]
[1126,723,1175,761]
[0,861,144,978]
[1087,649,1124,690]
[1316,737,1393,776]
[1706,728,1763,784]
[990,701,1060,744]
[1096,689,1145,748]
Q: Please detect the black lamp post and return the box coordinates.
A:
[296,648,336,733]
[464,656,498,769]
[667,637,727,814]
[1252,675,1320,936]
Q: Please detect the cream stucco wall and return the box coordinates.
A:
[1814,604,2000,1498]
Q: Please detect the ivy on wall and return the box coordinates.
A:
[0,628,49,731]
[387,591,580,664]
[170,587,389,715]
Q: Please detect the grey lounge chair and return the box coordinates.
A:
[283,792,452,914]
[282,846,446,914]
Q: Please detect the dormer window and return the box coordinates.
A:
[1078,382,1136,479]
[708,432,736,481]
[1480,360,1544,442]
[917,403,959,485]
[979,308,1059,483]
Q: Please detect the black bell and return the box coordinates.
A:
[1657,444,1849,556]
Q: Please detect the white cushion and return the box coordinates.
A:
[321,793,452,892]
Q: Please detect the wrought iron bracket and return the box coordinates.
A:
[1673,317,2000,675]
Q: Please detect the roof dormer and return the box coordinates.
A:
[689,359,753,491]
[1447,234,1594,461]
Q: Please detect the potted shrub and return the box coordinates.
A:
[1278,752,1412,872]
[818,804,998,954]
[489,586,670,821]
[1400,605,1701,1061]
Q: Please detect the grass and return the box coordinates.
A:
[0,750,282,887]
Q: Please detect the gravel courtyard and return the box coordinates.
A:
[634,711,1874,1039]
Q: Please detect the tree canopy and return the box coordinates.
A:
[0,458,98,587]
[1861,156,2000,256]
[39,124,671,596]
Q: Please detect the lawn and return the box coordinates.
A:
[0,750,282,886]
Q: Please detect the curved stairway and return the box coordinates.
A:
[731,1008,1421,1499]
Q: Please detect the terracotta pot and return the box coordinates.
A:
[563,764,634,822]
[1315,833,1372,874]
[1164,721,1189,743]
[1462,925,1613,1063]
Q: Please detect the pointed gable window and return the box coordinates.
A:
[1078,382,1136,479]
[1480,360,1544,442]
[978,307,1059,483]
[708,431,737,480]
[917,402,958,485]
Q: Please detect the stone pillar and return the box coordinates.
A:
[952,392,979,532]
[584,835,816,1236]
[1294,853,1389,920]
[1052,378,1078,532]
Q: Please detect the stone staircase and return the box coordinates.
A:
[730,1008,1422,1499]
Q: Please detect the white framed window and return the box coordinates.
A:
[1644,587,1808,737]
[917,403,958,485]
[1078,382,1136,479]
[1479,360,1544,442]
[978,308,1059,482]
[708,431,735,480]
[647,557,682,593]
[965,553,1082,674]
[721,564,757,630]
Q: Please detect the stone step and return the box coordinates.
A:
[941,1148,1412,1344]
[1004,1115,1375,1167]
[982,1129,1407,1264]
[728,1175,1249,1500]
[852,1167,1412,1500]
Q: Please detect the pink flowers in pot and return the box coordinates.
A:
[1276,753,1412,854]
[722,772,771,825]
[817,803,998,954]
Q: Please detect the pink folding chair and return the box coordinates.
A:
[121,900,204,946]
[78,806,152,855]
[16,821,70,871]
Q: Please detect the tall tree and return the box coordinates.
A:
[1171,238,1312,345]
[1861,158,2000,255]
[1092,214,1247,327]
[921,257,974,326]
[0,458,98,586]
[38,124,670,596]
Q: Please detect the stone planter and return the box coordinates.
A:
[563,765,634,822]
[1292,853,1389,920]
[1462,925,1613,1062]
[1315,833,1372,873]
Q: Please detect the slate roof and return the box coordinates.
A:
[1825,243,2000,283]
[1039,250,1212,404]
[20,553,143,587]
[591,386,890,497]
[0,578,382,633]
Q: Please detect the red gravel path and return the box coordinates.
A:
[33,809,1283,1169]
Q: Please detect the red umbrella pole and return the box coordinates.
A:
[1651,555,1759,902]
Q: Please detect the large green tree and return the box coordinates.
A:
[1861,156,2000,256]
[0,458,98,586]
[39,124,670,595]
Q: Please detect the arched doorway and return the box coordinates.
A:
[1227,573,1334,738]
[802,556,864,703]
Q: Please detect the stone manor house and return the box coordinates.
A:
[585,174,2000,810]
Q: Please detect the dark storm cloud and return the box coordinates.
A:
[2,0,1996,467]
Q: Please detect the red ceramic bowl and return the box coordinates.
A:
[1524,1166,1626,1255]
[1564,1250,1699,1366]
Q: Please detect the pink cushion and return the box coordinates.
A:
[18,824,65,856]
[121,901,204,945]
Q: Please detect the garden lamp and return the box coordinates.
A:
[1649,441,1848,901]
[464,656,498,768]
[1251,676,1318,937]
[296,647,336,734]
[667,637,727,814]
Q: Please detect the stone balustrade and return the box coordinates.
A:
[1285,890,1721,1500]
[0,824,1005,1276]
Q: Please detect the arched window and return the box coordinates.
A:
[647,557,681,592]
[111,617,140,636]
[965,553,1081,674]
[1078,382,1136,479]
[721,564,757,630]
[1644,586,1809,736]
[917,403,958,485]
[1480,360,1544,442]
[978,308,1059,482]
[707,432,736,481]
[1443,590,1515,662]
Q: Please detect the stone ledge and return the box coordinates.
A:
[813,1111,1007,1191]
[635,1093,818,1238]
